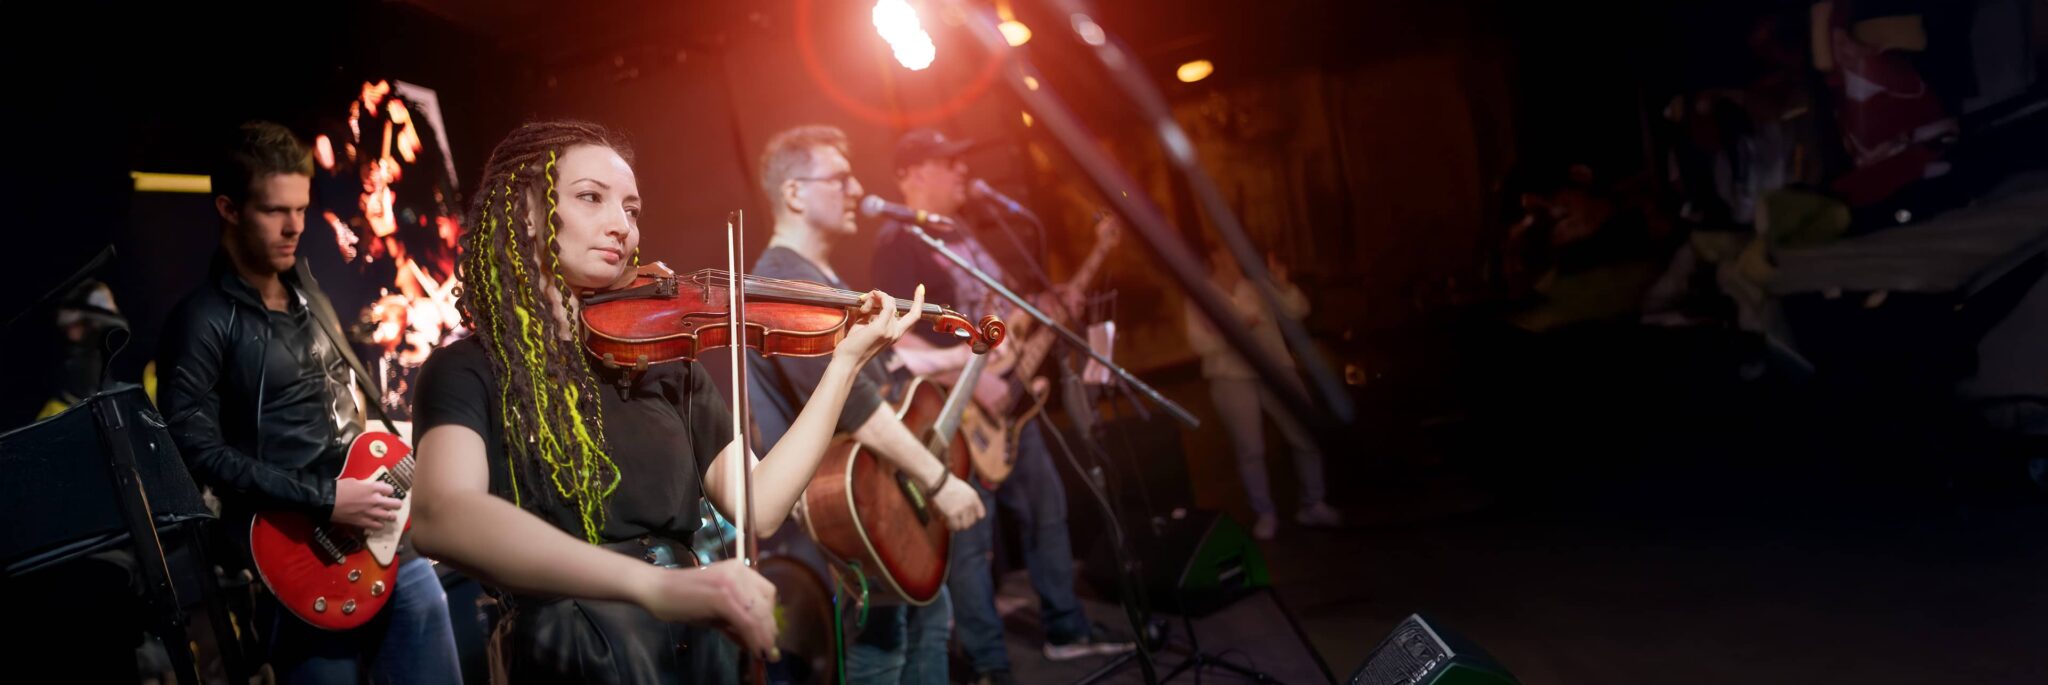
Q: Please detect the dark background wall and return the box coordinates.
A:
[2,0,1870,423]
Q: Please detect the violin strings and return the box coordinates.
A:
[684,268,946,316]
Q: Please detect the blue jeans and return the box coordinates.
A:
[947,420,1089,674]
[845,588,952,683]
[265,556,462,684]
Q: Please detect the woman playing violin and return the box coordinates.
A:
[408,120,925,683]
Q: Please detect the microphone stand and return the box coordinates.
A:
[979,203,1194,682]
[974,199,1058,296]
[936,3,1333,683]
[895,222,1199,430]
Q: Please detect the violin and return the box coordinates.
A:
[579,262,1006,371]
[590,213,1005,677]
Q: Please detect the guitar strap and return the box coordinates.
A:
[295,261,400,435]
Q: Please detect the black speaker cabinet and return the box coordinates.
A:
[1085,508,1268,616]
[1350,614,1518,685]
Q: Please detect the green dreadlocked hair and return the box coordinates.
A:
[456,120,634,544]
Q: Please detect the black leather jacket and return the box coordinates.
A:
[157,254,363,523]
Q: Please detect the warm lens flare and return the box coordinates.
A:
[872,0,936,70]
[998,20,1032,46]
[1177,59,1214,83]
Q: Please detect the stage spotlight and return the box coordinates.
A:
[998,20,1032,46]
[1177,59,1214,83]
[873,0,936,70]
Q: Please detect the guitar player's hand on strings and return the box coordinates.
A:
[333,478,401,531]
[929,475,986,531]
[1052,284,1086,320]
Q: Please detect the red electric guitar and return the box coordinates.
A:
[249,430,415,631]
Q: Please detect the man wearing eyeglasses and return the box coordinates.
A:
[744,124,986,683]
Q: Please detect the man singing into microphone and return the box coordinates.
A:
[871,129,1133,684]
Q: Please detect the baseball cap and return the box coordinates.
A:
[894,128,978,171]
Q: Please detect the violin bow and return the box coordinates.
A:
[724,210,769,681]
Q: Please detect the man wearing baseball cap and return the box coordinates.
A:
[872,129,1135,683]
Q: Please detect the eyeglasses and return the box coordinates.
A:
[791,172,858,193]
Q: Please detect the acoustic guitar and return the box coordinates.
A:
[799,352,989,603]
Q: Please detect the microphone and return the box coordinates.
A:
[968,179,1042,225]
[860,195,958,228]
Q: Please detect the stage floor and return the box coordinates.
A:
[999,485,2048,685]
[1012,323,2048,684]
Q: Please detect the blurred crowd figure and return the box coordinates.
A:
[1184,242,1340,540]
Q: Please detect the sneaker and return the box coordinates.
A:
[1043,624,1137,661]
[974,670,1019,685]
[1296,502,1342,527]
[1251,513,1279,541]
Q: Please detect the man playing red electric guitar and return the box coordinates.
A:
[157,121,459,683]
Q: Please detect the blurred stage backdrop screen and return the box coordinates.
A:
[304,79,467,421]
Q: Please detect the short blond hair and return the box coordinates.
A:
[758,125,850,207]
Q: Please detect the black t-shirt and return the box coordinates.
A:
[266,284,363,464]
[744,246,900,451]
[410,336,733,541]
